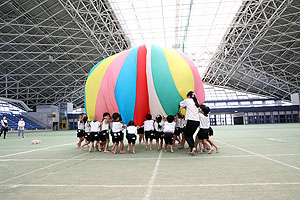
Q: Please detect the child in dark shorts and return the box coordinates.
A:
[173,112,184,145]
[207,127,220,153]
[144,114,155,150]
[138,126,145,144]
[81,120,91,149]
[197,106,213,154]
[89,120,100,152]
[111,113,125,154]
[100,112,111,153]
[154,115,164,150]
[163,115,176,153]
[77,115,85,148]
[126,121,138,154]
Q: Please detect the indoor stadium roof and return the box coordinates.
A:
[0,0,129,108]
[0,0,299,109]
[203,0,300,100]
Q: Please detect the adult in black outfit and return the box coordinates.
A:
[179,91,200,155]
[0,116,9,139]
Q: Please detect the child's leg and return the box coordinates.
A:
[81,141,90,149]
[194,136,199,151]
[194,138,198,151]
[120,140,126,153]
[112,142,118,154]
[77,138,81,148]
[22,130,24,138]
[127,143,131,152]
[164,143,167,152]
[95,141,99,150]
[156,139,160,150]
[104,139,109,152]
[149,139,153,151]
[132,143,136,154]
[18,130,20,137]
[78,137,84,148]
[89,141,94,152]
[178,134,184,148]
[111,143,115,153]
[139,134,142,144]
[176,135,181,144]
[198,140,203,153]
[172,135,177,145]
[170,144,174,153]
[208,138,219,153]
[111,142,117,154]
[98,141,102,152]
[145,138,148,149]
[203,139,213,154]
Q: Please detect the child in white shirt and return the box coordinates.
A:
[144,114,154,150]
[90,120,100,152]
[80,120,91,149]
[126,120,137,154]
[111,113,125,154]
[163,115,176,153]
[77,115,85,148]
[197,106,213,154]
[154,115,164,150]
[173,113,184,145]
[101,112,111,153]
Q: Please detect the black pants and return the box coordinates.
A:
[0,128,8,139]
[184,120,200,151]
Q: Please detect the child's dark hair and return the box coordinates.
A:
[187,91,200,108]
[112,112,120,121]
[146,114,152,120]
[103,112,110,118]
[156,115,162,129]
[127,120,135,126]
[167,115,174,123]
[202,106,210,116]
[200,104,206,110]
[177,112,184,119]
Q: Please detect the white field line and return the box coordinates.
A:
[0,182,300,188]
[1,153,300,162]
[219,137,300,142]
[0,142,76,158]
[143,150,162,200]
[216,140,300,171]
[268,138,285,142]
[0,152,88,184]
[267,138,300,145]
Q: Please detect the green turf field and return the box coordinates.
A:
[0,124,300,200]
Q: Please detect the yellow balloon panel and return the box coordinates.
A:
[162,48,194,99]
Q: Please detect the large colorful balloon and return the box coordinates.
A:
[85,44,205,126]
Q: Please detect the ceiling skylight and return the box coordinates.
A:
[109,0,244,76]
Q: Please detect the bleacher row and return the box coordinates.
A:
[0,113,46,130]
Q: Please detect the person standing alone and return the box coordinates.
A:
[18,118,26,138]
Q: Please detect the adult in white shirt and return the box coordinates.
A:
[18,118,26,138]
[0,116,8,139]
[179,91,200,155]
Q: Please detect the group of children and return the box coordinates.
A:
[76,105,219,155]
